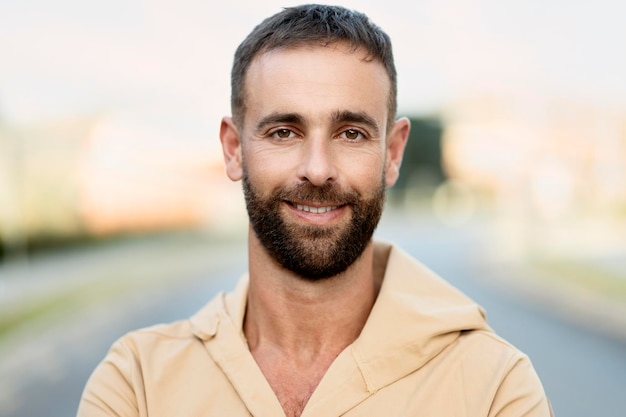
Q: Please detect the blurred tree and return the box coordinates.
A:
[0,125,28,264]
[390,115,445,203]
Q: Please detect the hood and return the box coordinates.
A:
[351,241,490,393]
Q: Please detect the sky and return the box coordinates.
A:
[1,0,625,138]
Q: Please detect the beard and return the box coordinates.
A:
[242,169,386,281]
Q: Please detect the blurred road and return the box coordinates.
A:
[1,209,625,417]
[0,233,247,417]
[376,211,626,417]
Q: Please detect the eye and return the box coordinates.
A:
[271,128,296,140]
[340,129,365,141]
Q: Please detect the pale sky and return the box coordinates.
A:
[1,0,625,134]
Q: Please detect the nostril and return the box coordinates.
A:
[300,161,337,186]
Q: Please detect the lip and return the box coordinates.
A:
[284,200,346,225]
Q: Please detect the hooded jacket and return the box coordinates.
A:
[78,242,553,416]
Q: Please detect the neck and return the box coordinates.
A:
[244,233,380,358]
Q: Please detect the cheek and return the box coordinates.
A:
[243,147,296,188]
[337,151,386,188]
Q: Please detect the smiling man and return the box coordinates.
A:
[78,5,553,417]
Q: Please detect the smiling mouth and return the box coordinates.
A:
[291,203,341,214]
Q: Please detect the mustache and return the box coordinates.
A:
[272,182,360,206]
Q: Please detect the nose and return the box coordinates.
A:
[297,136,338,186]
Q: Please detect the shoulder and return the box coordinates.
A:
[451,330,551,415]
[451,329,534,375]
[124,319,197,344]
[113,319,197,354]
[78,319,226,416]
[458,328,525,357]
[88,318,204,386]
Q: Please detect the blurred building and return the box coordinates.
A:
[441,94,626,259]
[0,117,89,246]
[77,113,236,236]
[0,111,244,255]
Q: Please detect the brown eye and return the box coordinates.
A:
[273,129,293,139]
[343,129,362,141]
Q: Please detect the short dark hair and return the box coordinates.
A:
[230,4,397,129]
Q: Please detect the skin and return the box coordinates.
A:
[219,42,410,417]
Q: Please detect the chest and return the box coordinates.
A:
[140,356,496,417]
[254,354,335,417]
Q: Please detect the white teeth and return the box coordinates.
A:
[295,204,338,214]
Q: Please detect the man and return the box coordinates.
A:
[78,4,553,417]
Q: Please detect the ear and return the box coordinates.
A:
[385,117,410,187]
[219,117,243,181]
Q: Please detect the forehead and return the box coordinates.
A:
[243,43,391,128]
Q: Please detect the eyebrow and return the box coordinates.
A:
[255,112,304,132]
[331,110,381,136]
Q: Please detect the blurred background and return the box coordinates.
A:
[1,0,625,416]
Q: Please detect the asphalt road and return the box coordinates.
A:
[1,210,625,417]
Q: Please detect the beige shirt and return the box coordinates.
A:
[78,242,553,416]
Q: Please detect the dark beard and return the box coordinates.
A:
[242,171,386,281]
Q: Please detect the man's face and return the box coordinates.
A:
[230,43,403,280]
